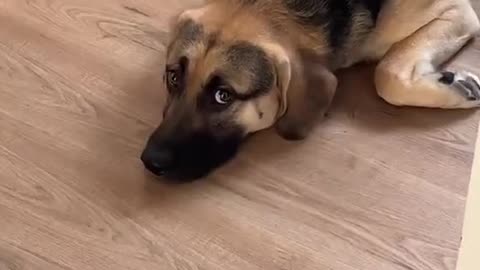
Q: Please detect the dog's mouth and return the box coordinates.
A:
[144,167,212,183]
[141,154,214,182]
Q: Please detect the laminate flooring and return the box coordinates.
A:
[1,1,480,269]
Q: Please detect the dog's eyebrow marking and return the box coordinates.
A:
[179,19,204,44]
[172,19,205,50]
[225,42,274,98]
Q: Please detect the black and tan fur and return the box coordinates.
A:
[141,0,480,181]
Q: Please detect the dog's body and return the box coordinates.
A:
[141,0,480,180]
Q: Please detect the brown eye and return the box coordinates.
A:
[166,70,179,89]
[214,89,233,105]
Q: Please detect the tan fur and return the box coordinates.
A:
[166,0,480,140]
[373,0,480,108]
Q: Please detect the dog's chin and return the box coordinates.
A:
[148,169,212,183]
[144,157,232,182]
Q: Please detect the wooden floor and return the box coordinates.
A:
[1,1,480,270]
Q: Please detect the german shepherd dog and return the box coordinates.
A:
[141,0,480,181]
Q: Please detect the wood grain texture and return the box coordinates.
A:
[0,1,479,269]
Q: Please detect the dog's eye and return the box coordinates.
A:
[166,70,179,89]
[214,89,233,105]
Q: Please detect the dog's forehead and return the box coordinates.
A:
[169,6,226,55]
[176,3,239,33]
[167,5,275,97]
[167,18,204,62]
[172,3,270,47]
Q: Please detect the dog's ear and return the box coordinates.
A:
[266,46,338,140]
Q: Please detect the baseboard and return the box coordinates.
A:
[456,122,480,270]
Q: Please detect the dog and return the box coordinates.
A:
[141,0,480,181]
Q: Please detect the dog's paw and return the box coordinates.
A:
[439,71,480,102]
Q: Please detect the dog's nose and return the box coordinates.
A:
[141,147,174,176]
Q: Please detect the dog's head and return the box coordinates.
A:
[141,2,337,181]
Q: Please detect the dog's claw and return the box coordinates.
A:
[439,71,480,102]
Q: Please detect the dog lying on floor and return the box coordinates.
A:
[141,0,480,181]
